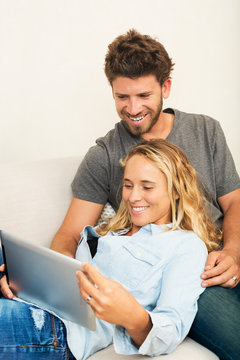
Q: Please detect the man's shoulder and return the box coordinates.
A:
[95,121,134,147]
[167,108,224,160]
[93,121,139,159]
[83,120,139,165]
[173,108,220,131]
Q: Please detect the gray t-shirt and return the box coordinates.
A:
[72,108,240,226]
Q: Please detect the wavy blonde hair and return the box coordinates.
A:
[97,139,222,252]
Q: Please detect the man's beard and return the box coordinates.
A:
[122,98,163,136]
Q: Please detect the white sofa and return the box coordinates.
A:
[0,156,219,360]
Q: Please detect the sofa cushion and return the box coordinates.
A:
[88,338,219,359]
[0,157,81,246]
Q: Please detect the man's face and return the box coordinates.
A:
[112,75,164,136]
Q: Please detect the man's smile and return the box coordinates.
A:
[129,115,146,122]
[125,113,149,125]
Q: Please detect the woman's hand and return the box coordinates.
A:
[76,262,152,346]
[0,264,14,299]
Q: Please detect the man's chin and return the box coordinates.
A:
[122,120,148,136]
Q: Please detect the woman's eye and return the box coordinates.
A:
[144,186,153,190]
[123,184,132,188]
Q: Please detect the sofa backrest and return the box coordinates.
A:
[0,157,82,247]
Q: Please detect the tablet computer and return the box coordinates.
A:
[0,230,96,330]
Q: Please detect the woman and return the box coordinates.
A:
[0,139,221,359]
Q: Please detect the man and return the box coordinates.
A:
[56,29,240,360]
[2,29,240,359]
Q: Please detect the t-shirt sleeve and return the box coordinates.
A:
[213,122,240,198]
[71,144,111,205]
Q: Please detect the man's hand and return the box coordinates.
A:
[201,249,240,288]
[0,264,14,299]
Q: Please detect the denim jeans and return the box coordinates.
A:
[189,283,240,360]
[1,287,239,360]
[0,294,75,360]
[1,248,240,360]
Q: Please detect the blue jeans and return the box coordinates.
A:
[189,283,240,360]
[1,287,239,359]
[1,246,240,360]
[0,294,75,359]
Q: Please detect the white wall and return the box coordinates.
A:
[0,0,239,172]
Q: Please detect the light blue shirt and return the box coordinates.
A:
[63,224,207,359]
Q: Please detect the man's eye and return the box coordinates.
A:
[139,94,150,98]
[117,95,127,99]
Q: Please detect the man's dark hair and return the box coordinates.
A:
[104,29,174,86]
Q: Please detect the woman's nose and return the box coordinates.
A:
[129,187,142,202]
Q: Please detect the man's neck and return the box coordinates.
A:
[141,110,174,141]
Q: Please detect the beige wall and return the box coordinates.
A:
[0,0,239,173]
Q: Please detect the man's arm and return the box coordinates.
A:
[201,188,240,288]
[50,197,104,258]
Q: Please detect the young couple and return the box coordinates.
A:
[1,139,221,359]
[1,29,240,359]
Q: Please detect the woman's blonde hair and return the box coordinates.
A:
[97,139,221,252]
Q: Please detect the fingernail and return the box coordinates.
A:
[202,282,208,287]
[205,265,211,270]
[201,274,206,279]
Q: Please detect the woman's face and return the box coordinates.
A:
[122,154,171,234]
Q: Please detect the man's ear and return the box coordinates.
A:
[162,78,172,100]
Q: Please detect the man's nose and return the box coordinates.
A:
[127,98,142,116]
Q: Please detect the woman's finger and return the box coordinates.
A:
[0,275,14,299]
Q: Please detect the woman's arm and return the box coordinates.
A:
[77,234,207,356]
[76,262,153,346]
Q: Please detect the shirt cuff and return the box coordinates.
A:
[113,311,182,357]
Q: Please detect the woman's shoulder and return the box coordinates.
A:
[150,224,208,254]
[173,229,208,260]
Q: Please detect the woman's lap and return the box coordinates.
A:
[0,296,75,360]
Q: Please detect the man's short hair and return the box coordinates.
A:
[104,29,174,86]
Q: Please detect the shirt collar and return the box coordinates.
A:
[141,223,173,235]
[110,223,173,236]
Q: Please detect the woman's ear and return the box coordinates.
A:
[174,191,179,200]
